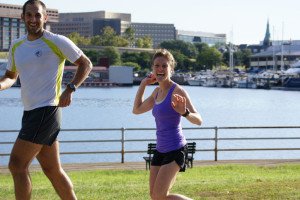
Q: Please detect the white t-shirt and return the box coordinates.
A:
[7,30,83,111]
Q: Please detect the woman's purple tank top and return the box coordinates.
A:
[152,83,187,153]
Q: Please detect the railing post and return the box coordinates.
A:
[214,126,218,161]
[121,127,125,163]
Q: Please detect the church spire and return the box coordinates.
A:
[263,19,271,46]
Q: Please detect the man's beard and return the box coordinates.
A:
[26,23,43,36]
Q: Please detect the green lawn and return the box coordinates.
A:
[1,164,299,200]
[0,52,8,59]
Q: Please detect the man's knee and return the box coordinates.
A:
[41,165,62,177]
[8,155,29,174]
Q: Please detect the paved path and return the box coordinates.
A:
[1,159,300,174]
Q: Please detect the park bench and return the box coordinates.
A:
[143,142,196,170]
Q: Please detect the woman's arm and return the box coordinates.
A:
[171,86,202,126]
[133,73,158,114]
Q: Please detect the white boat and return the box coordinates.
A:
[187,76,204,86]
[236,79,257,89]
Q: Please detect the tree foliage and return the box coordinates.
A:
[196,45,223,70]
[122,62,141,72]
[68,29,253,71]
[68,32,90,45]
[123,27,135,47]
[121,51,153,70]
[135,35,152,48]
[160,40,198,58]
[100,46,121,65]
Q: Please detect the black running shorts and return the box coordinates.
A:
[151,145,188,172]
[18,106,62,146]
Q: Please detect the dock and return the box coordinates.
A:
[1,159,300,174]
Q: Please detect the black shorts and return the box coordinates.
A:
[18,106,62,146]
[151,145,188,172]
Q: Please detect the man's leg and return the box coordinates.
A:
[36,141,77,200]
[8,138,43,200]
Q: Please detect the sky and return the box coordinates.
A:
[1,0,299,45]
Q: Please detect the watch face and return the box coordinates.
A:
[68,84,76,91]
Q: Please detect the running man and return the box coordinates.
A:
[0,0,92,199]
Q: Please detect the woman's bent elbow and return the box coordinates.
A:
[132,109,140,115]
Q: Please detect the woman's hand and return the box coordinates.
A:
[141,72,157,86]
[171,94,186,115]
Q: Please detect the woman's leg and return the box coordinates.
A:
[151,161,192,200]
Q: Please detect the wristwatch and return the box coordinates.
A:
[182,108,190,117]
[67,83,76,92]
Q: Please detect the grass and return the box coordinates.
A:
[0,52,8,59]
[0,164,299,200]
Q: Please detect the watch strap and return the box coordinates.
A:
[182,108,190,117]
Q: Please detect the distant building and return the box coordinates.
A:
[247,20,300,70]
[177,30,226,46]
[0,3,234,51]
[109,66,133,85]
[249,44,300,70]
[131,22,176,48]
[239,20,272,54]
[50,11,131,38]
[0,3,58,51]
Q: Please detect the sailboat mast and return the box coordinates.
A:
[229,28,233,71]
[281,22,284,71]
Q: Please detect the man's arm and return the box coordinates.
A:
[0,70,18,91]
[58,54,93,107]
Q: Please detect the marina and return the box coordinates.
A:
[174,68,300,90]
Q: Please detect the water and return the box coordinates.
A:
[1,86,300,165]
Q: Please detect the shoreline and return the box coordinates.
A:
[1,159,300,174]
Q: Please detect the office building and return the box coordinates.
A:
[177,30,226,46]
[131,22,176,48]
[50,11,131,37]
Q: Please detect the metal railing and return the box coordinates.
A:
[1,126,300,162]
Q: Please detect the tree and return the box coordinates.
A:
[68,32,81,45]
[196,46,223,70]
[67,32,90,46]
[121,52,139,63]
[194,42,209,53]
[123,27,135,47]
[135,35,152,48]
[135,38,143,48]
[122,62,141,72]
[101,27,118,46]
[101,46,121,65]
[170,50,191,71]
[90,35,101,46]
[160,40,198,58]
[241,49,252,68]
[223,48,252,68]
[142,35,152,48]
[115,36,130,47]
[137,52,152,69]
[121,51,153,70]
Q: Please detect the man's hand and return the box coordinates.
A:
[58,88,73,107]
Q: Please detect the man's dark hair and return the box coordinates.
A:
[22,0,46,15]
